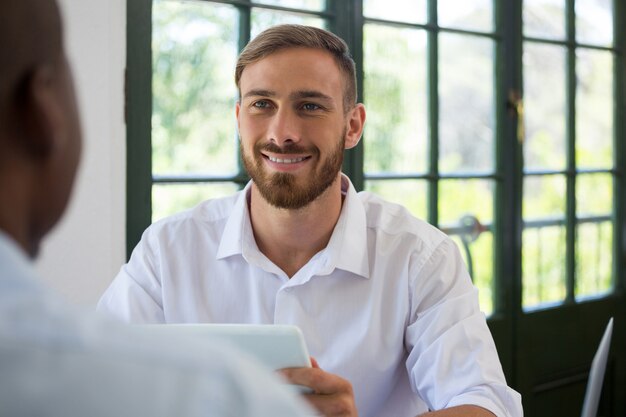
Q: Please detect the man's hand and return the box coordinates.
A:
[280,357,358,417]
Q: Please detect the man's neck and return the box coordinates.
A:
[249,175,344,278]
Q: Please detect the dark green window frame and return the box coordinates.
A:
[126,2,626,410]
[127,0,625,308]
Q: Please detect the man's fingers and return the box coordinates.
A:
[310,356,320,368]
[279,366,357,416]
[303,392,355,417]
[280,367,346,394]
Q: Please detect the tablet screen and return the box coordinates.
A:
[136,323,312,371]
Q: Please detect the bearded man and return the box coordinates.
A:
[99,24,523,417]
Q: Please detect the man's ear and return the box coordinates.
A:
[235,101,241,136]
[16,64,63,157]
[344,103,366,150]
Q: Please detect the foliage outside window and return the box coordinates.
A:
[148,0,622,317]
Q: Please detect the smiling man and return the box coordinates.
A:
[98,25,523,417]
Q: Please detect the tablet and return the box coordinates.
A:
[136,323,311,371]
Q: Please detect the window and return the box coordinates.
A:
[127,2,626,411]
[129,0,625,315]
[521,0,617,308]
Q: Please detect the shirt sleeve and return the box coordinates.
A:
[404,238,523,417]
[97,227,166,323]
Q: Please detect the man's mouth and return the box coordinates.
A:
[267,155,310,164]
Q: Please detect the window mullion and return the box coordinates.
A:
[331,0,364,191]
[613,0,626,293]
[126,0,153,259]
[565,0,576,303]
[427,0,439,226]
[234,1,252,189]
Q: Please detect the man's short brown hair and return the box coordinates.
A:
[235,24,357,112]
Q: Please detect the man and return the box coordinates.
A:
[98,25,523,417]
[0,2,312,416]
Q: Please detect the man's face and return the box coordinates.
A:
[236,47,351,210]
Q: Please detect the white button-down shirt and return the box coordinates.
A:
[99,175,523,417]
[0,231,312,417]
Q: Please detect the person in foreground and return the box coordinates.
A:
[0,2,313,416]
[98,24,524,417]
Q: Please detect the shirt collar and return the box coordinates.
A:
[216,175,370,280]
[320,174,370,279]
[216,181,255,261]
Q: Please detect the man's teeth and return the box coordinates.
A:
[268,156,307,164]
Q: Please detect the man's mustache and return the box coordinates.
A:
[256,142,319,156]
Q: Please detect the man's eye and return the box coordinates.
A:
[253,100,270,109]
[302,103,320,111]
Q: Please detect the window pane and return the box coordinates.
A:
[523,226,566,307]
[251,9,326,37]
[152,183,240,222]
[254,0,326,11]
[363,0,427,24]
[364,180,427,220]
[577,173,612,216]
[523,42,567,171]
[576,0,613,46]
[523,0,566,40]
[439,34,495,174]
[439,179,494,225]
[523,175,566,219]
[438,0,494,32]
[576,49,614,169]
[153,0,239,176]
[523,175,567,308]
[363,24,427,174]
[576,221,612,299]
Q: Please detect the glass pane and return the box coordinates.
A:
[152,0,239,176]
[576,173,612,296]
[576,221,612,299]
[254,0,325,11]
[438,179,494,225]
[451,233,494,316]
[363,25,427,174]
[576,49,614,168]
[522,175,567,308]
[576,0,613,46]
[523,42,567,171]
[523,0,566,40]
[522,226,566,307]
[152,182,240,222]
[523,175,566,219]
[251,9,326,38]
[363,0,427,24]
[577,173,612,216]
[438,0,494,32]
[439,34,495,173]
[364,180,427,220]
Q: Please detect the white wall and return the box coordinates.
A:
[36,0,127,307]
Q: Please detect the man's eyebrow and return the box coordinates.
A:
[289,90,334,103]
[242,89,276,99]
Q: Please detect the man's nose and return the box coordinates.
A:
[267,108,301,146]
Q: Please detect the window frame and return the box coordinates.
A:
[126,0,626,304]
[126,2,626,409]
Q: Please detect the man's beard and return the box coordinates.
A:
[241,132,345,210]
